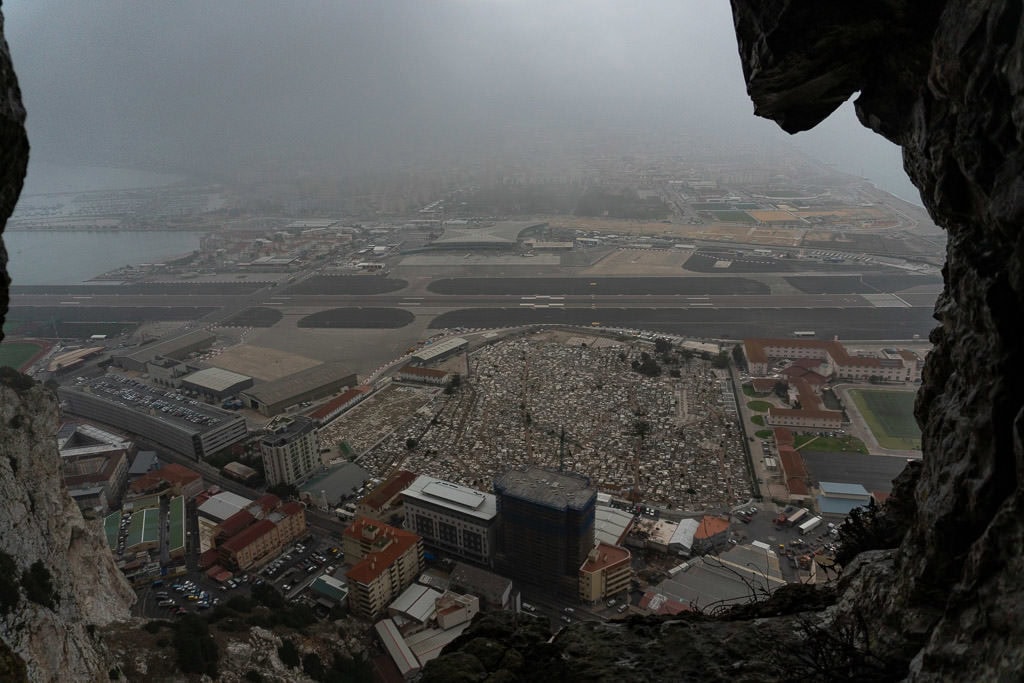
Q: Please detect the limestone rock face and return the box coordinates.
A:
[731,0,1024,678]
[0,6,28,337]
[0,380,136,682]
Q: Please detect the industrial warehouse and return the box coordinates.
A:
[239,362,358,416]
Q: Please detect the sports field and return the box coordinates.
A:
[0,341,44,370]
[847,388,921,450]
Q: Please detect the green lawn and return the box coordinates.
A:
[746,400,773,412]
[848,388,921,450]
[751,415,765,427]
[742,383,757,397]
[795,434,869,454]
[755,429,774,439]
[0,341,44,371]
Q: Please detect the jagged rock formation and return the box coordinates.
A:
[3,18,139,680]
[0,5,27,337]
[731,1,1024,679]
[2,16,136,683]
[0,376,136,682]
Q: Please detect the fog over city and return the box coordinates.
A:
[5,0,916,201]
[1,2,953,668]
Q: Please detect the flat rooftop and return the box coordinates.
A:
[241,362,354,406]
[181,367,252,392]
[493,466,596,511]
[62,376,243,432]
[403,475,497,521]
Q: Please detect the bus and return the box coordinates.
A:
[792,331,816,338]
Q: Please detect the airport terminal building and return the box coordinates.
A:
[59,377,248,460]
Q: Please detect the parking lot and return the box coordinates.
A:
[134,532,344,621]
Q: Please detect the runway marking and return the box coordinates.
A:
[690,302,713,306]
[864,293,911,308]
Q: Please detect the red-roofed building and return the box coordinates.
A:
[209,498,307,571]
[579,542,632,604]
[307,386,370,425]
[215,510,256,542]
[127,462,203,499]
[693,516,731,553]
[773,427,795,447]
[778,446,811,500]
[743,338,918,383]
[750,377,782,395]
[343,517,424,620]
[767,406,844,430]
[639,591,691,615]
[356,470,418,523]
[397,364,451,386]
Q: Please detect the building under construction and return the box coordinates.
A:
[493,466,596,594]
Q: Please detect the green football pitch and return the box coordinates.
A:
[848,388,921,450]
[0,342,43,370]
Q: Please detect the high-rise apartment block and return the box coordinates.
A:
[259,415,319,486]
[493,466,596,590]
[343,517,424,620]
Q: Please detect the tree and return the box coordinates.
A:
[654,337,672,355]
[173,614,219,677]
[633,352,662,377]
[278,638,300,669]
[712,350,731,369]
[772,381,788,399]
[405,437,418,450]
[21,560,58,609]
[732,344,747,370]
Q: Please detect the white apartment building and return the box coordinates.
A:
[260,415,319,486]
[402,475,498,567]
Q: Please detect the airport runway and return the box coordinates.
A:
[8,271,941,340]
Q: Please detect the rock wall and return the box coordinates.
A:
[0,4,28,340]
[731,1,1024,679]
[0,377,136,682]
[1,13,135,683]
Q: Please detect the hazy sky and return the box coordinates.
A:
[3,1,919,201]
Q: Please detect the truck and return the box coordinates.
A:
[798,516,823,534]
[786,507,809,526]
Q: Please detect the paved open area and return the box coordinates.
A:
[206,344,320,381]
[800,450,911,493]
[427,276,770,296]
